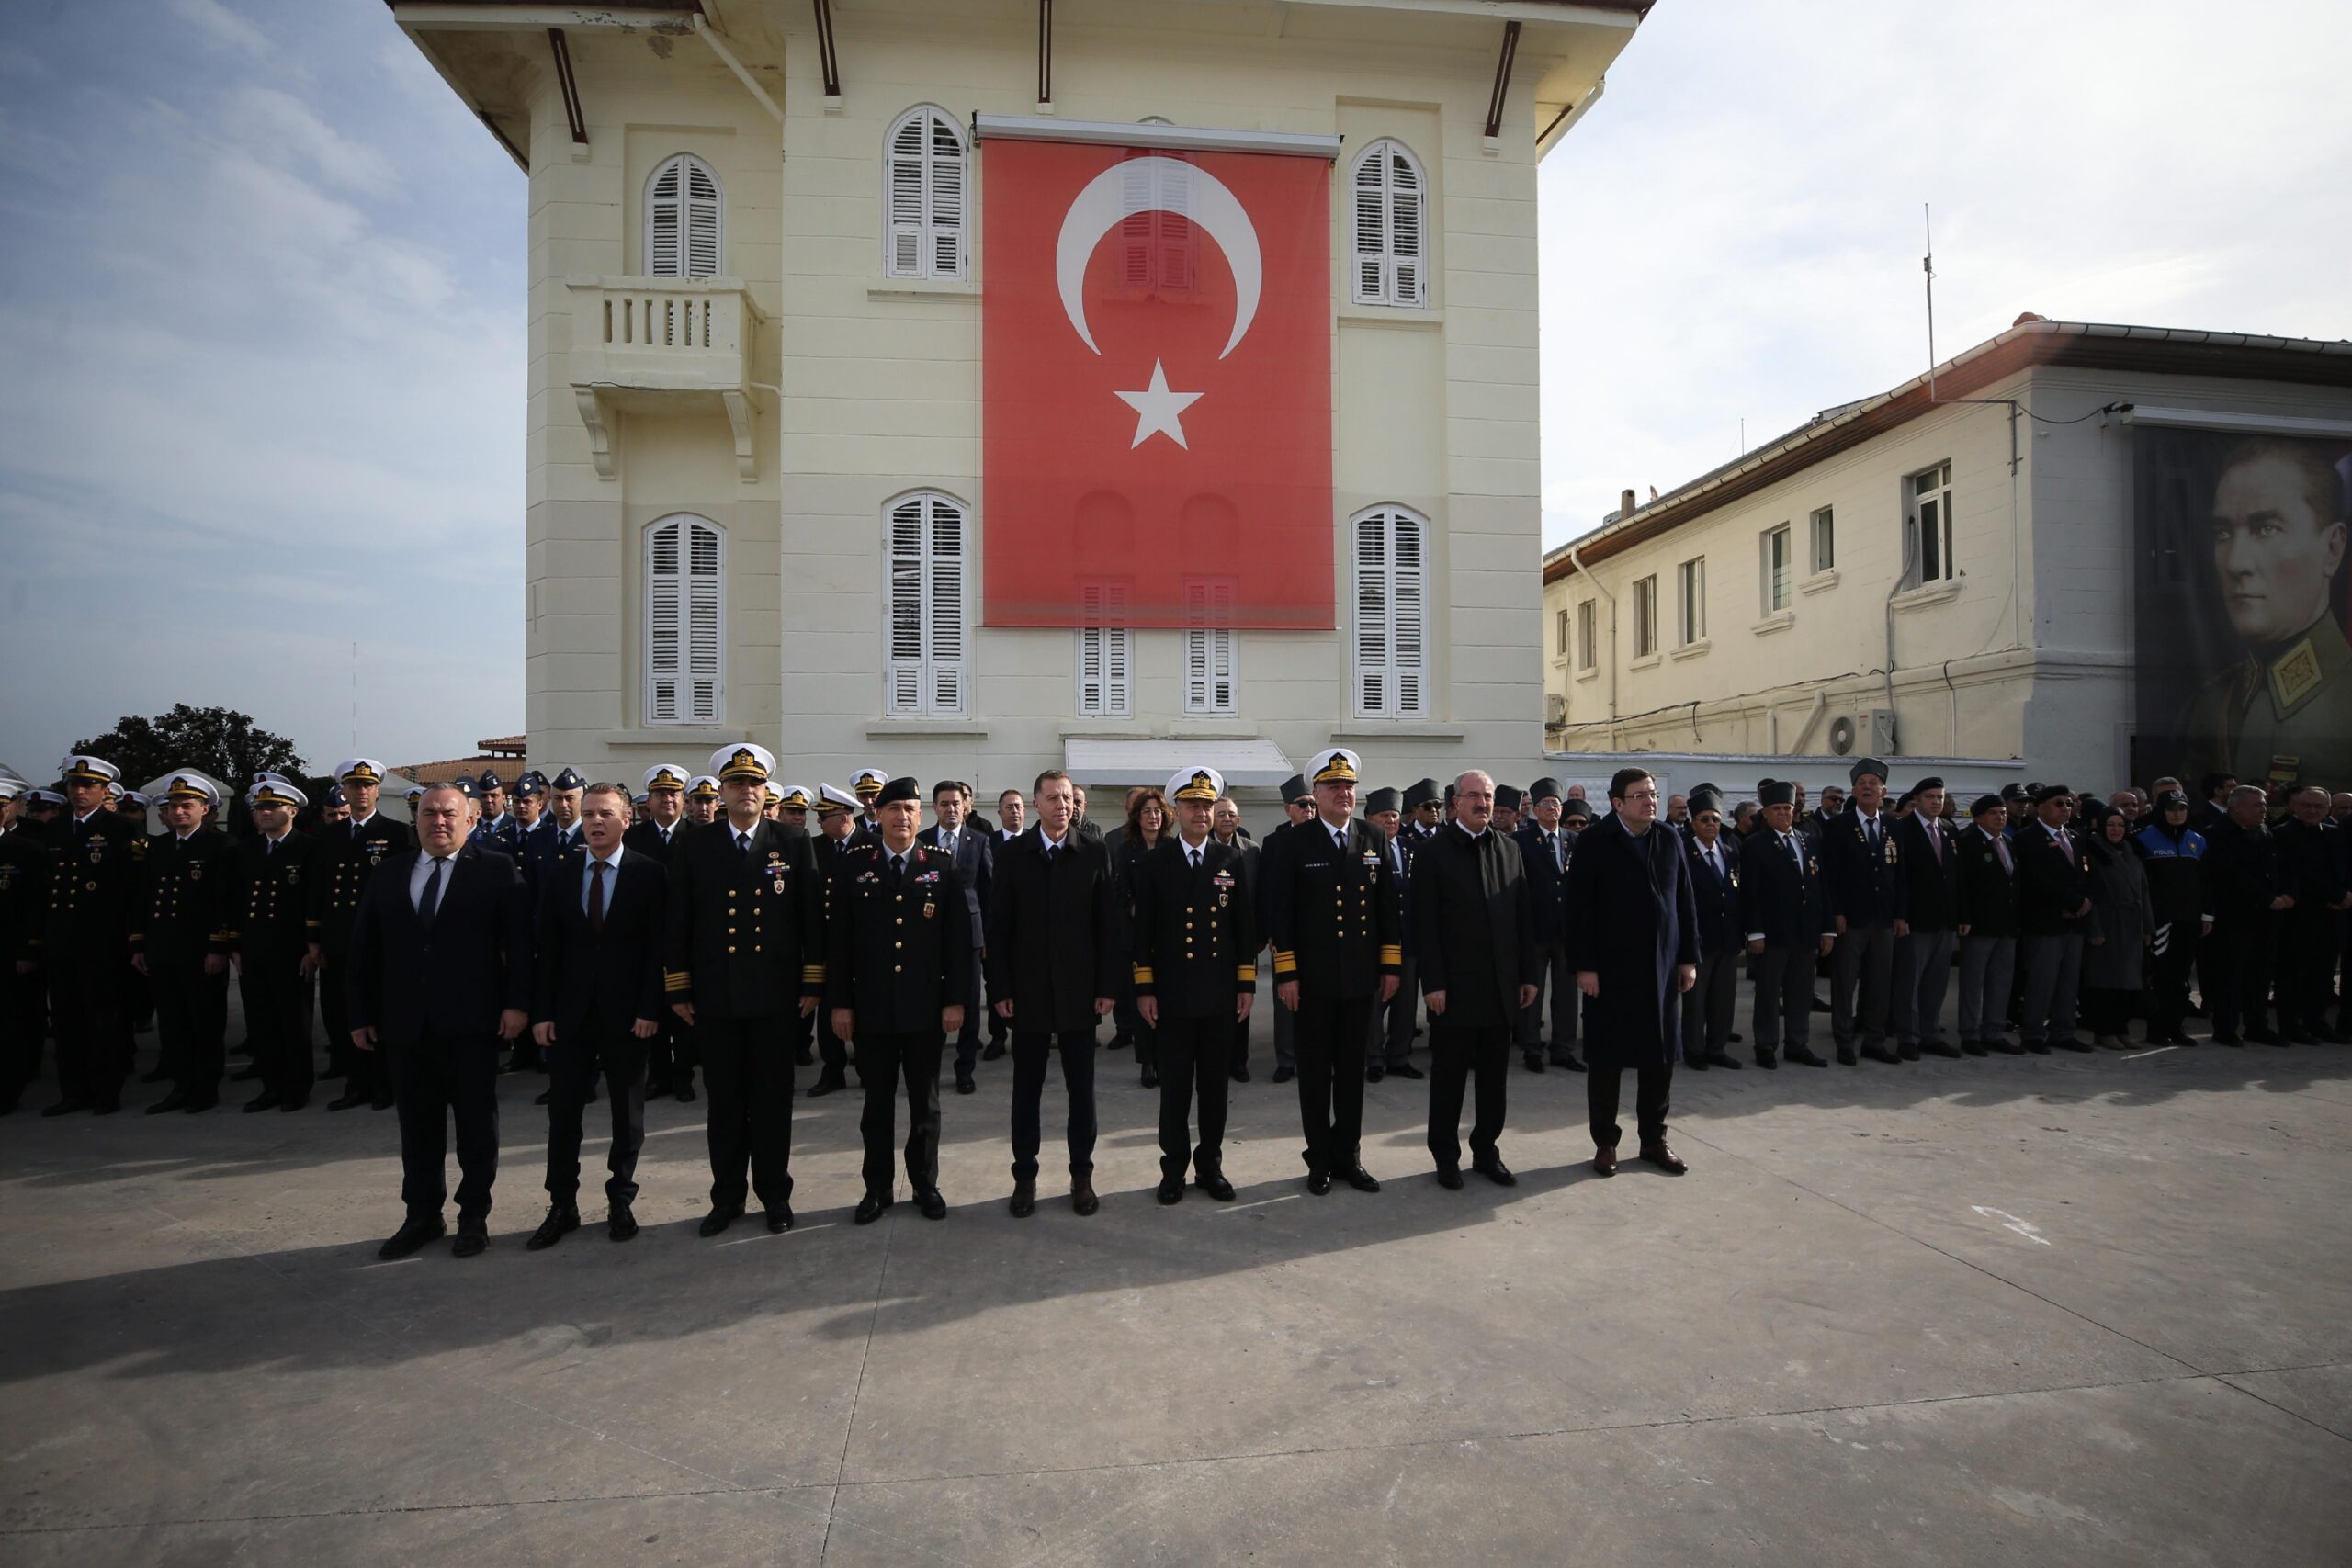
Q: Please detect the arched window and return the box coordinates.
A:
[1351,504,1429,716]
[885,107,968,280]
[886,491,967,716]
[644,513,724,724]
[645,152,723,278]
[1350,139,1427,308]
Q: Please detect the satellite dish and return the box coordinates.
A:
[1828,715,1858,755]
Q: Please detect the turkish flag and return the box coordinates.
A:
[982,139,1332,628]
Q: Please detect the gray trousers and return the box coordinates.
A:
[1517,940,1579,1060]
[1748,943,1815,1054]
[1679,947,1737,1062]
[1891,928,1955,1045]
[1370,955,1419,1066]
[2018,934,2083,1043]
[1955,935,2016,1043]
[1831,921,1896,1052]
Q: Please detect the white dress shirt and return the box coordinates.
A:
[409,849,458,912]
[582,842,625,915]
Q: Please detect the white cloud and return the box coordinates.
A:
[223,84,400,197]
[164,0,270,59]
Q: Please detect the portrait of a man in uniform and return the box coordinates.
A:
[2180,437,2352,795]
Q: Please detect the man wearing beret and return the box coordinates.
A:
[1891,778,1963,1058]
[1953,794,2021,1055]
[1820,757,1904,1065]
[2013,784,2096,1052]
[1514,777,1584,1076]
[1361,785,1422,1084]
[1679,789,1746,1071]
[1741,780,1835,1068]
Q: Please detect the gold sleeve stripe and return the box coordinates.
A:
[1236,964,1257,983]
[1272,950,1296,975]
[801,964,826,982]
[1132,964,1155,984]
[1377,945,1403,965]
[663,971,692,992]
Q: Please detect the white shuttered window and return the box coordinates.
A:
[886,491,968,716]
[885,107,968,280]
[1183,578,1238,716]
[646,153,722,279]
[1351,139,1428,308]
[645,514,724,725]
[1351,505,1430,717]
[1076,583,1133,717]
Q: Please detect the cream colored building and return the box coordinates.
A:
[392,0,1646,803]
[1543,318,2352,790]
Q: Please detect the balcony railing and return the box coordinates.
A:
[564,276,763,479]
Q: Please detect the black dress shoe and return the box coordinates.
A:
[2054,1036,2095,1053]
[1593,1145,1618,1177]
[981,1040,1006,1061]
[182,1093,217,1114]
[1753,1050,1779,1070]
[1306,1169,1333,1195]
[533,1087,553,1107]
[1389,1062,1424,1080]
[2283,1029,2317,1046]
[243,1092,282,1113]
[1009,1179,1035,1218]
[1990,1038,2026,1055]
[42,1097,90,1117]
[1961,1040,1990,1057]
[674,1079,695,1102]
[855,1191,894,1224]
[1861,1046,1902,1065]
[609,1204,639,1242]
[1071,1178,1099,1216]
[1158,1178,1184,1204]
[1139,1065,1159,1089]
[1195,1168,1236,1201]
[1705,1051,1743,1070]
[1521,1052,1546,1073]
[451,1220,489,1258]
[698,1204,742,1238]
[646,1075,672,1098]
[2166,1032,2199,1047]
[526,1205,581,1251]
[1434,1164,1464,1190]
[1897,1043,1922,1062]
[1684,1054,1709,1071]
[1338,1164,1381,1193]
[1272,1065,1295,1084]
[1836,1047,1860,1066]
[808,1071,846,1098]
[1473,1156,1518,1187]
[91,1099,120,1115]
[916,1189,948,1220]
[955,1069,976,1095]
[794,1044,815,1066]
[139,1066,170,1085]
[278,1095,309,1111]
[1922,1040,1962,1058]
[377,1214,446,1260]
[2211,1030,2244,1047]
[147,1090,191,1114]
[1230,1063,1251,1083]
[1786,1046,1829,1068]
[2246,1028,2282,1045]
[1555,1053,1587,1073]
[1365,1062,1385,1083]
[327,1089,369,1111]
[765,1206,794,1234]
[1637,1141,1688,1175]
[2023,1040,2052,1055]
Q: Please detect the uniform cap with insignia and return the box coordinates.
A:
[2154,789,2190,811]
[334,757,385,785]
[816,783,858,816]
[62,754,120,785]
[475,769,504,794]
[1403,777,1442,811]
[444,776,481,800]
[775,784,814,810]
[0,778,21,801]
[1167,767,1225,803]
[763,784,782,803]
[711,743,775,784]
[107,782,125,801]
[28,787,66,807]
[1758,780,1797,808]
[404,786,427,804]
[121,790,150,808]
[1528,777,1565,806]
[875,775,923,807]
[642,763,690,793]
[687,774,721,800]
[2032,782,2075,805]
[1849,756,1889,785]
[1306,747,1361,787]
[162,773,219,806]
[852,766,889,798]
[324,784,346,808]
[1494,784,1524,811]
[513,770,547,797]
[635,792,650,806]
[2001,782,2032,804]
[547,767,587,792]
[1363,785,1401,815]
[249,777,309,810]
[1281,773,1310,805]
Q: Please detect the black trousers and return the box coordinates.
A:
[324,951,386,1100]
[239,953,315,1101]
[1748,943,1815,1055]
[952,950,986,1071]
[1293,993,1371,1173]
[546,1025,649,1208]
[385,1032,500,1223]
[1831,921,1896,1052]
[1427,1021,1509,1168]
[2146,921,2198,1038]
[817,1006,852,1077]
[1011,1029,1099,1180]
[1679,948,1737,1062]
[650,1013,695,1089]
[2204,915,2274,1035]
[2,961,49,1106]
[1372,955,1419,1066]
[1154,1014,1230,1179]
[1589,1059,1672,1149]
[50,956,131,1107]
[1517,942,1578,1059]
[699,1014,794,1213]
[2275,913,2336,1033]
[152,948,229,1096]
[858,1030,944,1197]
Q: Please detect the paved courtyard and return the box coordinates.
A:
[4,1008,2349,1566]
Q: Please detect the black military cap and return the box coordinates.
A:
[875,775,923,807]
[2032,782,2075,805]
[514,771,546,797]
[324,784,346,807]
[1364,786,1402,814]
[444,776,480,799]
[1281,773,1309,804]
[1912,775,1945,793]
[548,767,586,792]
[476,769,504,793]
[1688,787,1725,817]
[2000,782,2031,803]
[1403,777,1442,810]
[1528,777,1564,805]
[1849,756,1888,785]
[2155,789,2190,811]
[1495,784,1524,811]
[1758,780,1797,807]
[1562,797,1593,821]
[1971,794,2006,818]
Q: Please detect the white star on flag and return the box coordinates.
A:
[1113,359,1204,450]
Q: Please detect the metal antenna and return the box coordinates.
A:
[1923,202,1938,400]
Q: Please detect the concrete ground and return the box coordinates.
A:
[3,1001,2349,1567]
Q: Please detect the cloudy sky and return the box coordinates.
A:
[1,0,2346,777]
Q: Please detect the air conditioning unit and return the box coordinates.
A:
[1826,707,1897,756]
[1544,693,1567,726]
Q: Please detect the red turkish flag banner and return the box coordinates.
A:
[982,139,1333,628]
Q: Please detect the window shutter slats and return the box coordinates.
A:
[884,108,968,280]
[1352,506,1430,717]
[1351,140,1428,309]
[644,514,725,727]
[885,492,968,716]
[646,153,722,280]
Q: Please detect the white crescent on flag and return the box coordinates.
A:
[1054,155,1262,361]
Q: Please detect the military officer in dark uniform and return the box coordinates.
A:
[1679,787,1745,1071]
[314,758,413,1111]
[626,761,701,1100]
[1261,772,1317,1084]
[232,777,321,1111]
[1265,748,1402,1195]
[2271,785,2350,1042]
[0,779,51,1113]
[39,756,144,1115]
[509,770,547,835]
[1821,756,1904,1065]
[469,770,521,852]
[664,744,824,1237]
[761,784,818,1066]
[1740,780,1834,1068]
[1362,785,1423,1083]
[684,773,719,828]
[808,784,865,1096]
[851,767,889,838]
[518,766,588,897]
[133,772,238,1112]
[828,776,973,1224]
[1133,767,1256,1204]
[1514,776,1583,1074]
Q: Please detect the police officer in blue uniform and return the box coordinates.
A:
[469,770,521,852]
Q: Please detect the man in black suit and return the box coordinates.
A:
[1890,776,1962,1057]
[2200,784,2286,1045]
[2013,783,2095,1053]
[1265,748,1401,1194]
[232,777,321,1111]
[1513,776,1584,1074]
[135,772,238,1113]
[665,745,823,1236]
[1954,794,2019,1055]
[1133,767,1256,1204]
[830,776,973,1224]
[1412,770,1537,1189]
[347,780,532,1259]
[1821,756,1904,1065]
[526,782,668,1249]
[986,769,1118,1216]
[1740,780,1834,1068]
[623,762,699,1100]
[1679,788,1745,1071]
[920,778,994,1095]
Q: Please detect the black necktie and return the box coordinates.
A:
[738,830,753,859]
[589,860,606,932]
[1188,846,1201,872]
[419,857,447,923]
[266,837,277,858]
[888,854,905,885]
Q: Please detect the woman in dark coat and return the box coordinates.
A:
[2081,802,2153,1048]
[1114,787,1171,1085]
[1564,768,1699,1176]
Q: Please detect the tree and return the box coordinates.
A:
[71,705,307,793]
